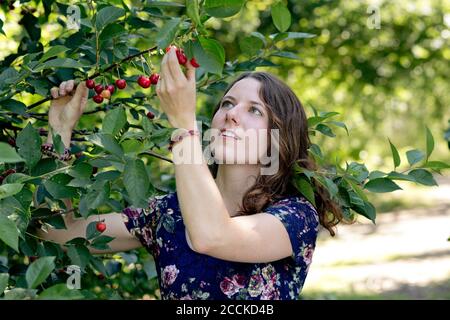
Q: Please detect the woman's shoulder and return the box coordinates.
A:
[264,193,320,227]
[269,193,318,213]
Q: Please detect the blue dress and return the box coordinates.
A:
[121,191,319,300]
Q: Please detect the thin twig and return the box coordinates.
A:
[141,150,173,163]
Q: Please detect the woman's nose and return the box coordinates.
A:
[225,106,240,126]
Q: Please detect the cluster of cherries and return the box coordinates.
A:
[85,78,127,104]
[0,168,16,185]
[84,45,200,119]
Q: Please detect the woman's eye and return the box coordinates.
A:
[251,107,262,116]
[221,101,233,108]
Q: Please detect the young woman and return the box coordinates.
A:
[38,48,342,300]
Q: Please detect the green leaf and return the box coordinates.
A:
[269,51,299,60]
[387,171,416,182]
[85,181,110,210]
[186,0,202,27]
[368,170,386,180]
[364,178,402,193]
[239,35,265,57]
[294,175,316,206]
[66,245,91,272]
[1,99,27,116]
[90,256,107,275]
[344,178,369,202]
[156,18,181,50]
[307,113,339,127]
[17,123,41,169]
[425,126,434,160]
[406,149,425,166]
[408,169,438,186]
[102,106,127,136]
[34,58,85,72]
[356,201,376,223]
[0,18,5,36]
[3,288,37,300]
[309,143,323,160]
[315,175,338,199]
[327,121,349,136]
[99,23,126,43]
[86,221,101,240]
[388,139,401,169]
[26,256,55,289]
[146,1,184,7]
[52,132,65,154]
[0,142,24,163]
[68,163,93,179]
[123,159,150,208]
[95,6,125,31]
[86,133,124,159]
[90,235,115,250]
[0,273,9,295]
[271,32,316,43]
[44,180,78,199]
[423,161,450,170]
[39,45,69,62]
[0,214,19,252]
[191,37,225,75]
[38,284,84,300]
[0,183,24,200]
[315,124,335,137]
[271,2,292,32]
[204,0,245,18]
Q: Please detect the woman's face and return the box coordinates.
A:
[210,78,270,165]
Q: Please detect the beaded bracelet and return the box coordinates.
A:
[41,143,73,161]
[168,129,200,152]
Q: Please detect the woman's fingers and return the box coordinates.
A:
[66,80,75,93]
[160,51,175,90]
[59,81,67,96]
[72,81,89,113]
[50,87,59,99]
[166,49,186,86]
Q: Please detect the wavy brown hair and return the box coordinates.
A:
[209,71,345,236]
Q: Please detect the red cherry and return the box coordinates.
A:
[97,273,105,280]
[176,48,187,65]
[92,167,98,175]
[93,95,104,104]
[101,89,111,99]
[190,57,200,68]
[7,138,16,147]
[165,46,173,53]
[3,169,16,177]
[115,79,127,89]
[149,73,159,85]
[146,111,155,120]
[106,84,115,94]
[137,76,151,88]
[94,84,104,94]
[86,79,95,89]
[75,152,83,159]
[96,221,106,233]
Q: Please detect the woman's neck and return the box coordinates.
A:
[214,164,261,216]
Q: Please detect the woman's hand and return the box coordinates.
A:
[49,80,89,132]
[46,80,89,147]
[155,47,197,130]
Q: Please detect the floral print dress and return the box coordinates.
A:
[122,191,319,300]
